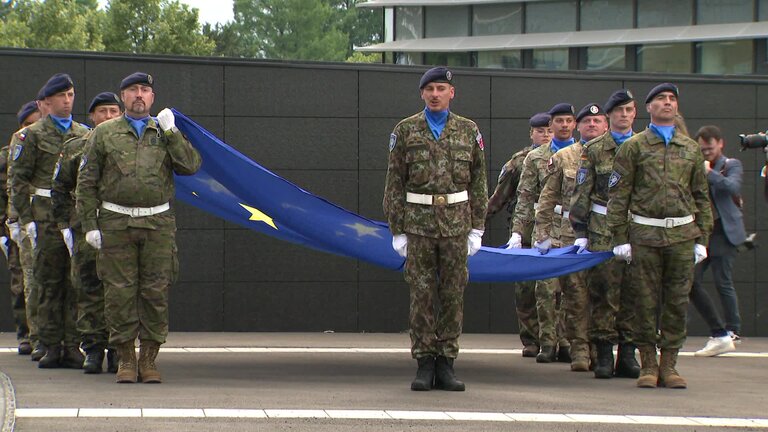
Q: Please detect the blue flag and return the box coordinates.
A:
[172,110,612,283]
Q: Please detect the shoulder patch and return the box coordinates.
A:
[608,170,621,188]
[12,144,23,160]
[389,133,397,152]
[16,131,27,142]
[476,132,484,150]
[576,167,587,185]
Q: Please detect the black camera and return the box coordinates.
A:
[738,133,768,150]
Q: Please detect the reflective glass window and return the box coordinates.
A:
[637,43,692,73]
[477,50,522,69]
[697,0,753,24]
[532,48,570,70]
[424,52,472,67]
[580,0,633,31]
[395,7,422,40]
[525,1,577,33]
[473,4,522,36]
[637,0,693,28]
[697,40,753,74]
[395,52,422,65]
[425,6,470,38]
[585,46,626,71]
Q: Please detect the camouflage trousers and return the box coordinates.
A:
[98,228,178,346]
[405,233,467,359]
[561,270,589,347]
[514,280,538,347]
[5,242,29,342]
[630,240,695,349]
[18,235,39,344]
[535,237,568,349]
[587,232,634,344]
[34,221,79,347]
[72,230,108,352]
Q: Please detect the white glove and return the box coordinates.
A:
[0,236,8,259]
[61,228,74,257]
[392,234,407,258]
[468,229,484,256]
[694,243,708,265]
[505,232,522,249]
[156,108,176,132]
[24,221,37,249]
[574,238,589,254]
[85,230,102,250]
[6,221,22,245]
[533,237,552,255]
[613,243,632,263]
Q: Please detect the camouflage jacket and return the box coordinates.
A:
[487,144,535,237]
[0,145,8,225]
[8,116,89,225]
[383,111,488,238]
[607,128,713,247]
[52,131,91,231]
[535,142,582,243]
[511,142,560,241]
[569,131,621,239]
[77,115,202,232]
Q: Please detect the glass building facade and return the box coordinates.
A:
[360,0,768,75]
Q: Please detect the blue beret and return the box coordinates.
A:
[576,103,606,122]
[529,112,551,127]
[16,100,39,126]
[604,89,634,113]
[88,92,122,113]
[36,86,46,101]
[645,82,679,103]
[547,102,575,116]
[120,72,154,90]
[419,67,453,89]
[40,73,74,98]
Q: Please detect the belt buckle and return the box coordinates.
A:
[129,207,141,218]
[434,194,447,205]
[665,218,675,229]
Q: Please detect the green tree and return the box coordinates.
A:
[333,0,382,59]
[0,0,104,51]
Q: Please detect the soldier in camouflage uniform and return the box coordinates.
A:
[9,74,89,369]
[535,103,608,372]
[77,72,201,384]
[487,112,551,357]
[570,90,641,379]
[53,92,123,374]
[513,103,575,364]
[383,67,487,392]
[607,83,713,389]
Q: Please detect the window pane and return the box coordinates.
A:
[473,4,522,36]
[637,43,692,73]
[395,7,422,40]
[424,52,471,67]
[580,0,633,30]
[637,0,692,28]
[697,0,753,24]
[761,0,768,20]
[425,6,469,38]
[532,48,570,70]
[697,40,754,74]
[477,50,522,69]
[525,1,577,33]
[396,52,422,65]
[585,46,626,71]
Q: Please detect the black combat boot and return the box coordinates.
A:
[61,345,85,369]
[434,356,465,391]
[83,349,105,374]
[593,341,614,379]
[18,341,32,355]
[30,342,46,361]
[411,356,435,391]
[614,343,641,378]
[536,345,556,363]
[38,344,62,368]
[521,344,539,358]
[106,348,119,374]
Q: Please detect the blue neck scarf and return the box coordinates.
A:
[125,114,150,138]
[649,123,675,145]
[550,137,575,153]
[424,107,449,141]
[610,130,634,145]
[49,114,72,133]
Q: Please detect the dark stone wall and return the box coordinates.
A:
[1,49,766,336]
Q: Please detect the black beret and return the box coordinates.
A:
[120,72,154,90]
[645,82,679,103]
[529,112,551,128]
[604,89,634,113]
[40,73,74,98]
[576,103,606,122]
[88,92,122,113]
[547,102,575,116]
[36,86,46,101]
[419,67,453,89]
[16,100,39,126]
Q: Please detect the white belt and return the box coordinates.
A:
[631,213,694,229]
[591,203,607,215]
[32,188,51,198]
[101,201,170,217]
[406,191,468,206]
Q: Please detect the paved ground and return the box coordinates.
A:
[1,332,767,431]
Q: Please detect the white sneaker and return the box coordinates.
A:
[728,331,742,344]
[694,336,736,357]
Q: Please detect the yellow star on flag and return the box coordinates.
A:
[239,203,277,230]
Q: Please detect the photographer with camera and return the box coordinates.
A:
[691,125,745,357]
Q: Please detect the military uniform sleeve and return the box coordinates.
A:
[51,141,78,230]
[0,147,9,223]
[8,129,38,225]
[535,157,562,242]
[606,140,636,246]
[487,161,514,219]
[383,128,406,235]
[512,153,537,236]
[165,130,202,176]
[691,148,714,246]
[569,145,595,238]
[76,129,104,233]
[469,125,488,230]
